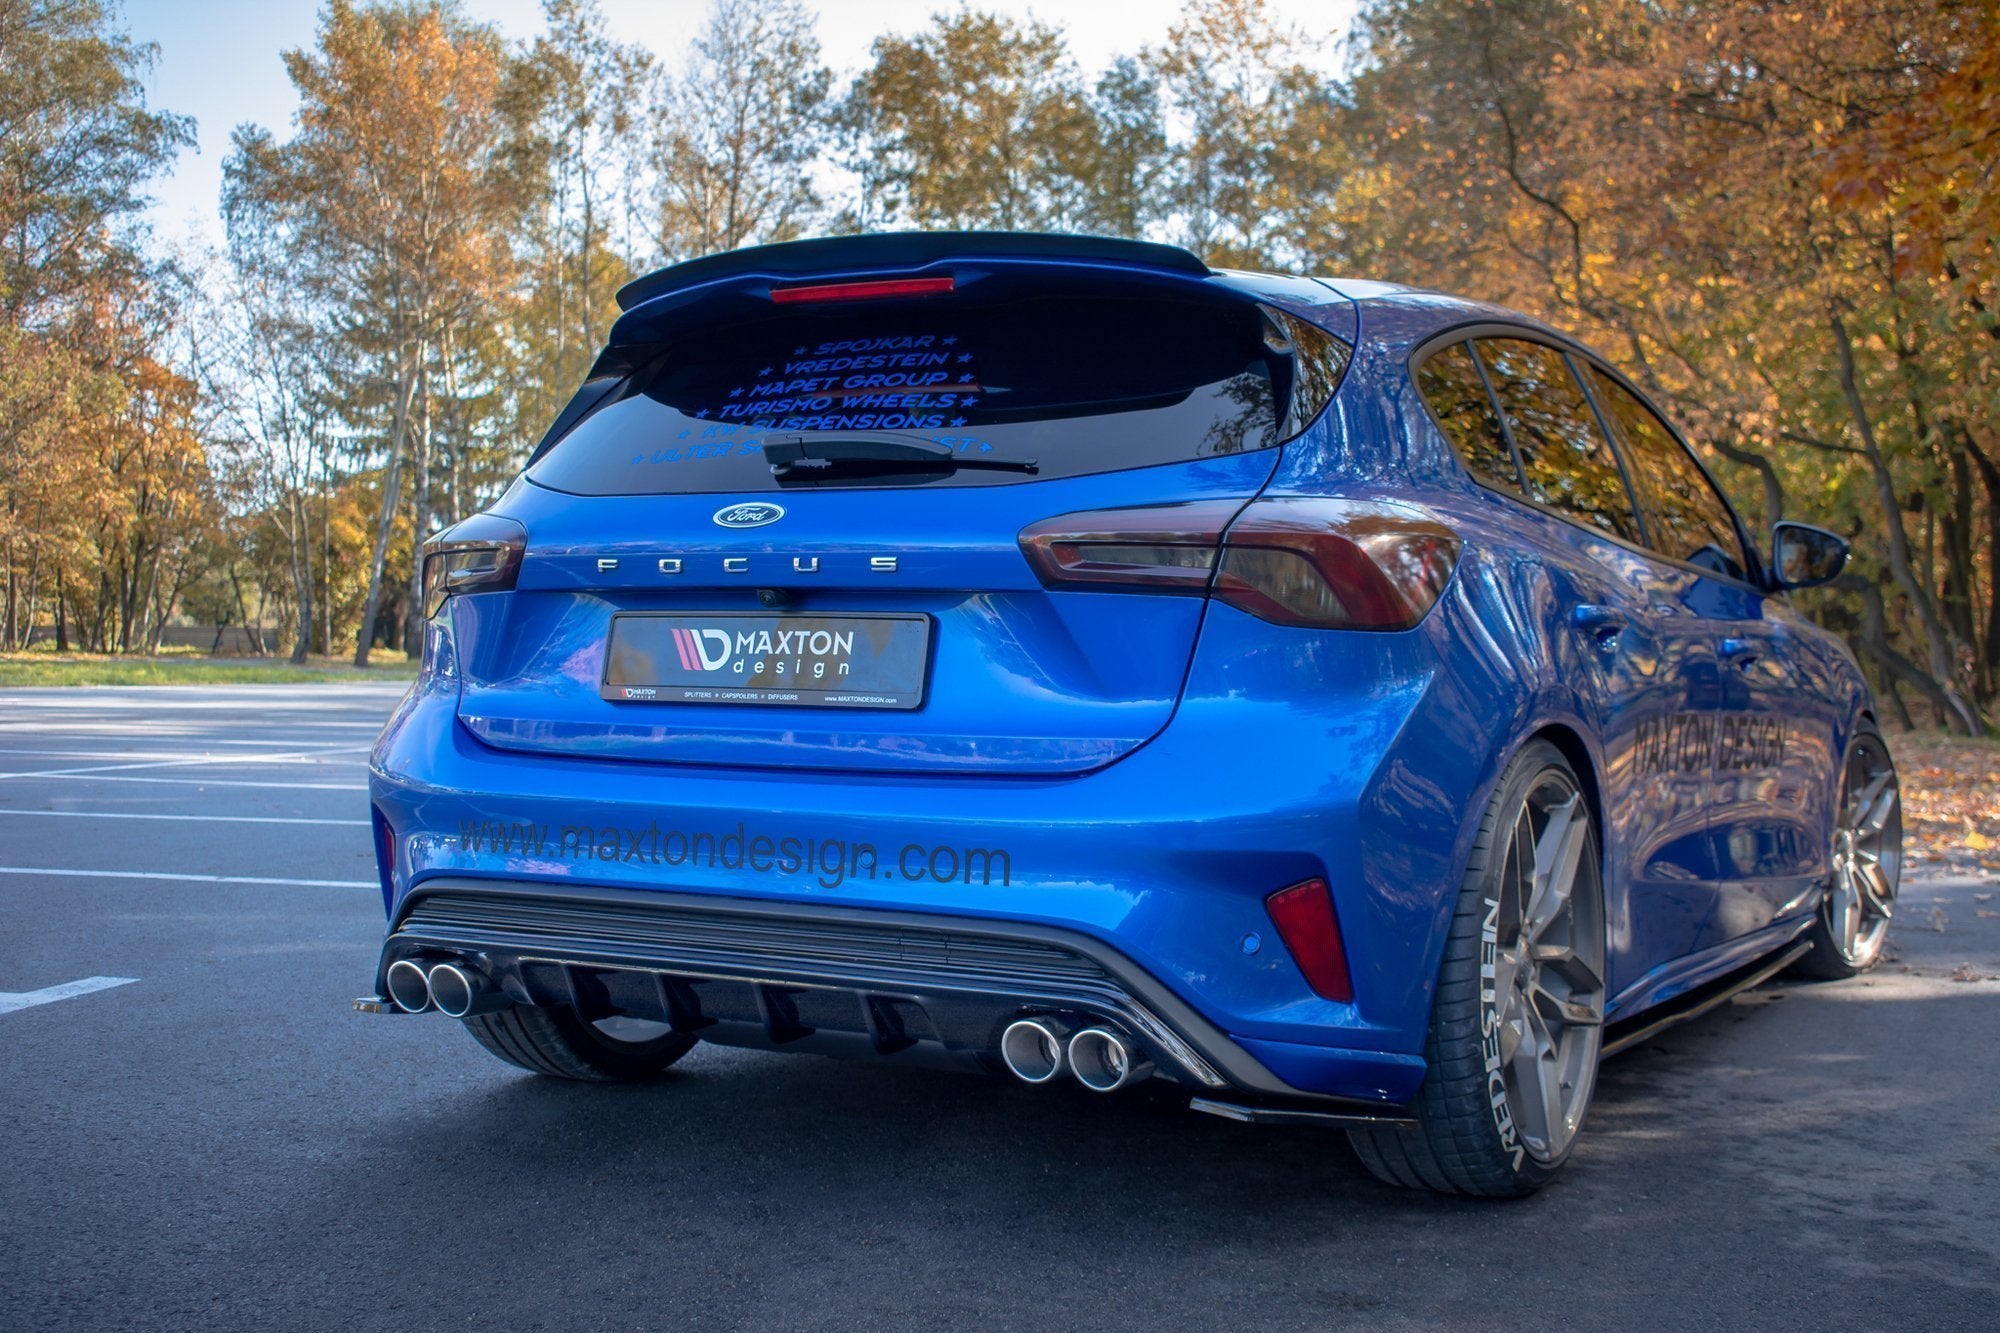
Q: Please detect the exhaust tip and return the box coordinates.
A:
[385,959,432,1014]
[426,962,481,1019]
[1000,1018,1068,1084]
[1069,1027,1150,1093]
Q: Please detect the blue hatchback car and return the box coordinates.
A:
[363,232,1903,1197]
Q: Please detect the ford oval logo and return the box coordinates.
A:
[712,502,785,529]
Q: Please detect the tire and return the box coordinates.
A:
[461,1003,697,1081]
[1349,739,1608,1198]
[1788,724,1902,980]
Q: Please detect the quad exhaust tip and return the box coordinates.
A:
[1001,1017,1153,1091]
[1000,1017,1071,1083]
[425,961,507,1018]
[385,959,432,1014]
[1068,1027,1153,1093]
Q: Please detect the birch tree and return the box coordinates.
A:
[225,0,530,665]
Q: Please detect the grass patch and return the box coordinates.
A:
[0,651,417,687]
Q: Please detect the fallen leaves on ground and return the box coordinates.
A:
[1887,732,2000,877]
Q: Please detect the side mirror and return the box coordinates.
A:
[1770,521,1849,590]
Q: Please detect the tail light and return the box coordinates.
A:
[770,275,956,304]
[420,513,526,618]
[1265,878,1353,1002]
[1018,496,1460,631]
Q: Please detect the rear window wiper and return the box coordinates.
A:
[761,431,1038,481]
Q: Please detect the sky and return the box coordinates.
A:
[120,0,1363,253]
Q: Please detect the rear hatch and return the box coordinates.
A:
[450,249,1348,776]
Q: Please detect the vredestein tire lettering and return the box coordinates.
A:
[1479,894,1526,1171]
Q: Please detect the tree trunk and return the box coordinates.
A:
[1828,309,1983,734]
[401,365,434,659]
[289,489,313,665]
[1834,572,1952,727]
[320,447,334,656]
[1964,433,2000,692]
[352,353,422,667]
[1708,432,1784,533]
[1939,441,1977,651]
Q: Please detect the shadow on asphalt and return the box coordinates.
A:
[257,965,1996,1328]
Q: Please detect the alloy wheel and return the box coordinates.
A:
[1488,773,1608,1164]
[1825,735,1901,967]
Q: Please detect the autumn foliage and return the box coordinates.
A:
[0,0,1995,730]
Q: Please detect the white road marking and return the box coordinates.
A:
[0,733,376,746]
[0,808,370,826]
[8,774,367,791]
[0,745,372,781]
[0,976,139,1015]
[0,745,369,763]
[0,866,374,888]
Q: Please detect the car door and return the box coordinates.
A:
[1578,364,1836,947]
[1465,337,1726,995]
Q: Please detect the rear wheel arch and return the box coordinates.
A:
[1531,722,1605,847]
[1409,715,1608,1034]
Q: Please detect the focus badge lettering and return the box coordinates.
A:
[712,502,785,529]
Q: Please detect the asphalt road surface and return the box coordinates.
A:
[2,684,1996,1331]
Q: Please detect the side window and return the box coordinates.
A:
[1583,366,1748,581]
[1416,341,1519,491]
[1264,307,1351,438]
[1477,337,1644,545]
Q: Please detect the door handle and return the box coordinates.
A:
[1571,604,1628,648]
[1720,637,1763,670]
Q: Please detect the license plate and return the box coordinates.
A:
[601,612,931,710]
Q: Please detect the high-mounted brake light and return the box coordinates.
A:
[1017,497,1460,631]
[420,512,527,618]
[1265,878,1353,1003]
[770,276,956,305]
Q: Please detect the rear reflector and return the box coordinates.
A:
[770,276,956,304]
[1018,496,1460,630]
[1265,878,1353,1003]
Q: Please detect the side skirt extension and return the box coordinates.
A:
[1602,939,1812,1058]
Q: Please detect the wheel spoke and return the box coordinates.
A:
[1524,794,1586,942]
[1491,943,1523,1004]
[1856,859,1896,918]
[1538,1047,1568,1153]
[1829,867,1861,957]
[1534,978,1602,1027]
[1850,770,1895,835]
[1508,1002,1557,1151]
[1532,940,1604,995]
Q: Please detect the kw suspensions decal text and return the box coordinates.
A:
[1631,711,1787,778]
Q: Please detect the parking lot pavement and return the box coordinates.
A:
[1,685,1995,1331]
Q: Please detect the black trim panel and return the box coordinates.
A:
[380,877,1394,1105]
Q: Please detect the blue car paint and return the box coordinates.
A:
[368,252,1870,1107]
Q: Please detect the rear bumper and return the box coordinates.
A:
[369,600,1502,1104]
[370,878,1416,1111]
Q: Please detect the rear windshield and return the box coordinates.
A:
[525,288,1346,495]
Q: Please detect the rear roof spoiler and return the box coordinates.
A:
[614,231,1211,311]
